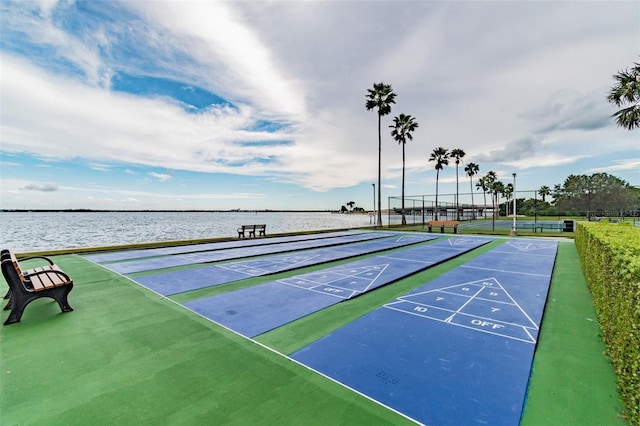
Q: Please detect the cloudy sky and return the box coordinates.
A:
[1,0,638,211]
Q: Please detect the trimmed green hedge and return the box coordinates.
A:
[576,222,640,425]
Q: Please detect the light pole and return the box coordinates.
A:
[372,183,376,227]
[511,173,517,236]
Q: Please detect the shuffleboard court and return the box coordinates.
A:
[84,230,368,263]
[133,233,438,296]
[99,232,397,274]
[183,236,492,338]
[291,239,558,425]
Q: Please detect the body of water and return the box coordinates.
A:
[1,211,375,252]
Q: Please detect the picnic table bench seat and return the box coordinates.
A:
[427,220,460,234]
[1,250,74,325]
[237,224,266,238]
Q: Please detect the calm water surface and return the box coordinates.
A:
[0,211,375,252]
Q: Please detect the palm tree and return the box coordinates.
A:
[504,183,513,217]
[465,162,479,219]
[538,185,551,202]
[390,113,419,225]
[428,147,449,220]
[484,171,498,218]
[450,148,466,220]
[476,176,489,218]
[607,61,640,130]
[492,181,505,219]
[366,82,396,226]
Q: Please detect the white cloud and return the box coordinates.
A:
[130,1,307,122]
[1,0,106,84]
[21,183,59,192]
[588,159,640,174]
[1,54,294,173]
[149,172,172,182]
[1,0,638,211]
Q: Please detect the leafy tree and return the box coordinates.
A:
[465,162,480,218]
[390,113,419,225]
[538,185,551,202]
[553,173,637,218]
[518,198,557,217]
[428,147,449,220]
[366,82,396,226]
[450,148,466,220]
[347,201,355,211]
[607,61,640,130]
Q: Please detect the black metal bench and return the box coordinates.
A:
[237,224,266,238]
[1,250,74,325]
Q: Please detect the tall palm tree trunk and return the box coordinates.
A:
[469,178,475,219]
[435,169,440,221]
[483,191,487,218]
[455,166,459,221]
[401,142,406,225]
[377,113,382,227]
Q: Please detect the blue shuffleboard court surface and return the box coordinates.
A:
[291,239,558,426]
[84,230,369,263]
[183,236,492,338]
[133,233,439,296]
[98,231,397,274]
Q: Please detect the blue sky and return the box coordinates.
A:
[1,1,638,211]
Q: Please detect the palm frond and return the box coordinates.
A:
[607,61,640,130]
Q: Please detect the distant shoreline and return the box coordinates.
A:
[1,209,346,213]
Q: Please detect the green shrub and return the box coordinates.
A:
[576,222,640,425]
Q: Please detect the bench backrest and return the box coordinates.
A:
[8,251,24,281]
[428,221,459,226]
[1,258,22,292]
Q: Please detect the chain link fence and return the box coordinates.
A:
[387,190,639,227]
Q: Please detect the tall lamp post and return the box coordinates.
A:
[511,173,517,236]
[372,183,376,227]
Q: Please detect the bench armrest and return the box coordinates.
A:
[18,255,55,266]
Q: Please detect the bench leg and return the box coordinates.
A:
[4,285,73,326]
[428,226,433,232]
[440,226,445,233]
[453,226,458,234]
[4,301,27,325]
[3,293,12,310]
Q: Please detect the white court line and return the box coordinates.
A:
[444,285,484,322]
[280,280,353,299]
[489,249,557,257]
[391,276,541,335]
[384,304,537,344]
[461,265,551,277]
[359,264,390,293]
[378,254,434,264]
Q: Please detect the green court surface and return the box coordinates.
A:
[0,239,627,425]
